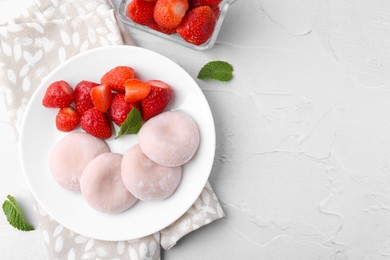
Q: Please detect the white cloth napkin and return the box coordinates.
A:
[0,0,224,259]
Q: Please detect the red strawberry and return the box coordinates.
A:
[80,108,112,139]
[90,84,112,112]
[74,80,99,115]
[127,0,156,26]
[101,66,135,93]
[154,0,189,29]
[42,80,74,108]
[148,21,177,34]
[141,80,173,120]
[176,6,216,45]
[109,93,141,126]
[124,79,151,103]
[189,0,221,8]
[211,5,220,19]
[55,107,80,132]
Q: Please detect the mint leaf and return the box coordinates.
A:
[197,61,233,82]
[116,107,143,139]
[2,195,34,231]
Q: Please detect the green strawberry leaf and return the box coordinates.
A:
[116,107,143,139]
[197,61,233,82]
[2,195,34,231]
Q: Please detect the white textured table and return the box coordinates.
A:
[2,0,390,259]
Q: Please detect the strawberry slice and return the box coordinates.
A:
[109,93,141,126]
[124,79,151,103]
[176,6,216,46]
[80,108,112,139]
[74,80,99,115]
[154,0,189,29]
[101,66,135,93]
[127,0,156,26]
[140,80,173,121]
[42,80,74,108]
[55,107,80,132]
[90,84,112,112]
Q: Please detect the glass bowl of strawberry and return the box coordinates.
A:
[118,0,233,51]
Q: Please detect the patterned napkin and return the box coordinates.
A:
[0,0,224,259]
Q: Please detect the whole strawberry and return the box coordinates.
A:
[74,80,99,115]
[176,6,216,45]
[141,80,173,121]
[80,108,112,139]
[148,21,177,35]
[189,0,221,8]
[109,93,141,126]
[127,0,156,26]
[154,0,189,29]
[42,80,74,108]
[55,107,80,132]
[101,66,135,93]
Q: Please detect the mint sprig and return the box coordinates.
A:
[116,107,143,139]
[2,195,34,231]
[197,61,233,82]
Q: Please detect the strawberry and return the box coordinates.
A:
[154,0,189,29]
[74,80,99,115]
[101,66,135,93]
[90,84,112,112]
[42,80,74,108]
[176,6,216,45]
[140,80,173,120]
[124,79,151,103]
[80,108,112,139]
[189,0,221,8]
[109,93,141,126]
[212,5,220,19]
[55,107,80,132]
[148,21,177,34]
[127,0,156,26]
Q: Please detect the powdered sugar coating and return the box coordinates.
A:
[121,144,182,201]
[80,152,138,214]
[49,132,110,192]
[138,111,200,167]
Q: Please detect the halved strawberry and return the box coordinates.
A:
[74,80,99,115]
[101,66,135,93]
[140,80,173,120]
[127,0,156,26]
[90,84,112,112]
[154,0,189,29]
[80,108,112,139]
[176,6,216,45]
[124,79,151,103]
[109,93,141,126]
[42,80,74,108]
[55,107,80,132]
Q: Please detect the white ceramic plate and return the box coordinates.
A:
[19,46,215,241]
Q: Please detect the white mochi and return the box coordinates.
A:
[138,111,200,167]
[49,132,110,192]
[80,152,138,214]
[121,144,182,201]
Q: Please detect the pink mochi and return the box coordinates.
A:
[80,152,138,214]
[138,111,200,167]
[50,132,110,192]
[121,144,182,201]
